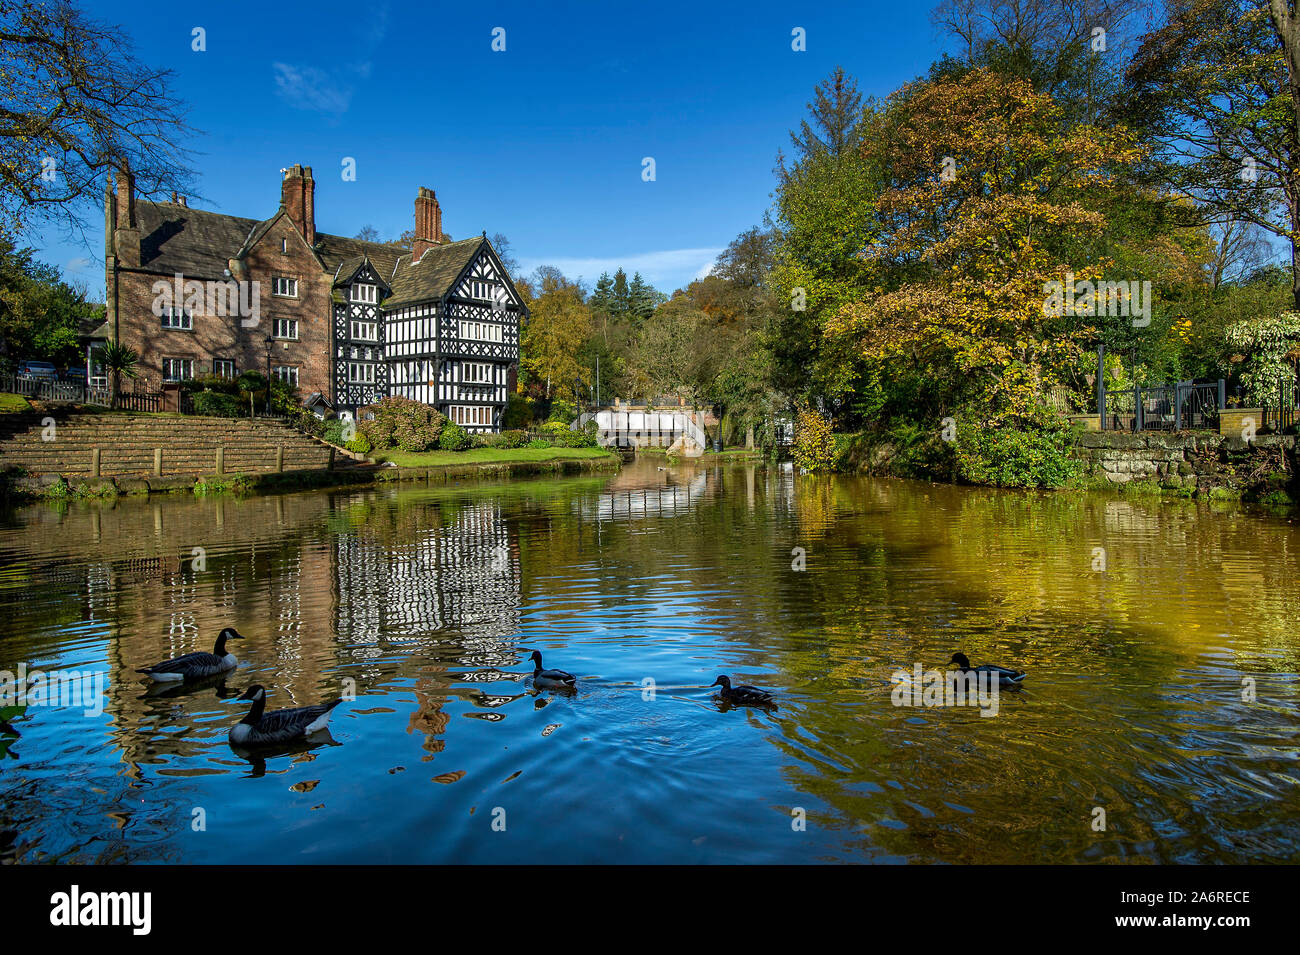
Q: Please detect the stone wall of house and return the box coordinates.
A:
[1071,430,1297,499]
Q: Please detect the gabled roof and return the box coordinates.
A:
[317,234,405,283]
[131,199,407,281]
[383,237,484,307]
[332,254,394,291]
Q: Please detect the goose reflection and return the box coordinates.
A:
[231,732,341,777]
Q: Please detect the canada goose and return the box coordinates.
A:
[229,684,342,746]
[950,652,1026,689]
[137,628,242,682]
[709,674,775,706]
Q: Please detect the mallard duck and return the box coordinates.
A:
[525,650,576,689]
[709,674,774,706]
[137,628,242,682]
[229,684,342,746]
[950,652,1026,689]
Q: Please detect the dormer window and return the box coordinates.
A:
[350,284,377,304]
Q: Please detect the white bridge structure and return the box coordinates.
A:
[576,409,708,455]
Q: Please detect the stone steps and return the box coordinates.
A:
[0,412,337,478]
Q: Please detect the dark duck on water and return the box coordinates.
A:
[525,650,576,689]
[709,674,775,706]
[950,652,1026,689]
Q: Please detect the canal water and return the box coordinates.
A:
[1,459,1297,863]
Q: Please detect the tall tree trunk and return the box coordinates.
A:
[1268,1,1300,308]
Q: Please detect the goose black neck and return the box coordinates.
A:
[241,694,265,724]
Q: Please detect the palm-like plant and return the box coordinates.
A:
[102,341,138,409]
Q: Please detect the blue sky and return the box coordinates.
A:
[44,0,946,298]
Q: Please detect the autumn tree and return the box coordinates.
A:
[828,69,1144,424]
[517,267,592,399]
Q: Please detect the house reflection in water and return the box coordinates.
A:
[330,498,523,761]
[582,470,710,521]
[334,500,521,650]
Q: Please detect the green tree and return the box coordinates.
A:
[0,237,99,368]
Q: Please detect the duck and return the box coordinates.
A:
[229,684,342,746]
[950,652,1026,689]
[525,650,576,689]
[709,674,775,706]
[137,628,242,682]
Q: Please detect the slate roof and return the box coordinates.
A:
[383,237,484,307]
[132,199,409,283]
[136,201,261,277]
[317,234,405,284]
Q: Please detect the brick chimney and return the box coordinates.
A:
[412,187,442,262]
[112,168,141,268]
[281,164,316,245]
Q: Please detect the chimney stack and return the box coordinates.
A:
[112,168,140,267]
[280,164,316,245]
[412,187,442,262]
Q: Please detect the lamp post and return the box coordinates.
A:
[263,334,274,415]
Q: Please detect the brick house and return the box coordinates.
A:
[104,164,525,430]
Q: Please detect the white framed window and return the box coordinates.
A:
[162,358,194,382]
[161,307,193,330]
[213,359,236,379]
[458,321,502,342]
[272,276,298,298]
[348,362,376,384]
[462,362,493,384]
[273,318,298,340]
[272,365,298,386]
[350,284,377,304]
[469,280,500,302]
[351,320,378,341]
[450,405,492,426]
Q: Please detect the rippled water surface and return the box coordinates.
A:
[1,459,1298,863]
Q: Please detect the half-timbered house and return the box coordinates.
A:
[105,165,525,430]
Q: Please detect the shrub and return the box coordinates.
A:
[192,391,247,418]
[954,414,1080,488]
[502,393,533,429]
[183,374,239,396]
[475,429,529,449]
[793,405,835,472]
[358,397,446,451]
[322,419,362,446]
[547,397,577,424]
[526,438,552,449]
[347,434,371,455]
[439,422,471,451]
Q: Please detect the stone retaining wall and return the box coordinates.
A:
[1071,430,1296,500]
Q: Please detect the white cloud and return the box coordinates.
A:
[272,4,388,115]
[516,247,723,290]
[272,63,353,114]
